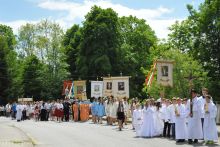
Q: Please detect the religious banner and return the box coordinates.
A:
[74,80,87,100]
[103,77,113,97]
[156,60,174,87]
[68,81,74,98]
[18,98,33,102]
[62,80,73,95]
[91,81,103,98]
[103,76,129,98]
[112,76,129,98]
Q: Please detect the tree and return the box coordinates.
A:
[0,24,16,50]
[0,36,10,104]
[22,55,42,99]
[18,23,36,57]
[0,24,18,103]
[168,0,220,100]
[145,48,208,99]
[118,16,157,98]
[17,20,69,100]
[63,25,81,80]
[77,6,120,78]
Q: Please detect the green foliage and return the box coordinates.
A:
[1,0,219,102]
[0,25,18,103]
[63,25,81,79]
[22,55,42,99]
[78,6,120,78]
[118,16,157,98]
[146,48,208,99]
[17,20,69,100]
[168,0,220,100]
[0,36,10,104]
[63,7,157,98]
[0,24,16,50]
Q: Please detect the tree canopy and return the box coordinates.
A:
[0,1,219,104]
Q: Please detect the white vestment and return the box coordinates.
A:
[140,106,155,137]
[203,102,218,141]
[16,105,23,121]
[168,104,176,124]
[175,104,188,140]
[161,105,170,123]
[133,109,143,136]
[186,97,203,139]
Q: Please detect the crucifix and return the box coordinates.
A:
[185,70,197,117]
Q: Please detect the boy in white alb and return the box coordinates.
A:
[175,98,188,143]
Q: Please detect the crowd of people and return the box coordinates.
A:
[0,88,218,145]
[2,99,90,123]
[131,88,219,145]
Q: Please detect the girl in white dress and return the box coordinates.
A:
[133,103,143,137]
[141,99,156,137]
[154,102,164,136]
[203,95,218,144]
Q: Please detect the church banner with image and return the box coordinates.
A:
[112,77,129,99]
[103,78,113,97]
[74,80,87,100]
[91,81,103,98]
[103,76,129,98]
[62,80,73,96]
[156,60,174,87]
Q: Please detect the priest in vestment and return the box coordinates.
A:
[16,103,23,122]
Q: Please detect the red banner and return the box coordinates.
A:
[62,80,72,95]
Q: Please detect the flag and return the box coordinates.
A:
[68,81,74,98]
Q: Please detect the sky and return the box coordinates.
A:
[0,0,204,39]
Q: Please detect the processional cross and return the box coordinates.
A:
[184,71,197,117]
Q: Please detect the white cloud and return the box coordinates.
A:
[0,20,38,35]
[37,0,179,39]
[1,0,183,39]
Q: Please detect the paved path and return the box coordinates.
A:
[0,117,33,147]
[0,117,219,147]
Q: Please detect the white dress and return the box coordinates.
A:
[154,108,164,136]
[105,101,111,117]
[123,102,130,117]
[175,104,188,140]
[203,102,218,141]
[110,102,118,118]
[186,97,203,139]
[133,109,143,136]
[140,106,155,137]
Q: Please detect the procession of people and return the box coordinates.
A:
[0,88,218,145]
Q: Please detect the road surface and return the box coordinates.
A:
[0,117,219,147]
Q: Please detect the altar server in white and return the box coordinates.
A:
[203,95,218,144]
[175,98,188,143]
